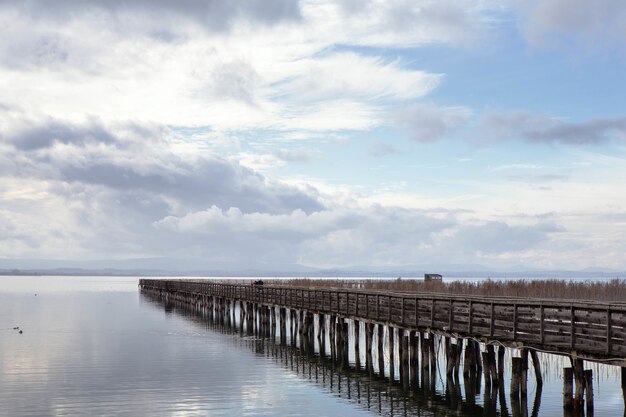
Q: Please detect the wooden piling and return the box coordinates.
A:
[482,351,491,383]
[354,320,361,369]
[622,367,626,414]
[486,345,498,384]
[529,349,543,386]
[377,324,385,378]
[464,338,475,377]
[521,348,529,404]
[446,338,456,377]
[511,357,522,416]
[573,358,585,410]
[428,334,437,380]
[400,333,409,389]
[409,331,418,388]
[388,326,395,381]
[420,332,429,375]
[341,321,349,367]
[563,367,574,411]
[584,369,594,416]
[497,345,505,380]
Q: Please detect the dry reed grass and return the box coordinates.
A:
[260,277,626,303]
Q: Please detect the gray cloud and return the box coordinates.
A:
[338,0,481,46]
[394,103,470,142]
[0,118,322,215]
[482,111,626,145]
[516,0,626,47]
[0,0,301,31]
[4,118,118,150]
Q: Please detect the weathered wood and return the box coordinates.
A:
[377,324,385,378]
[139,279,626,363]
[354,320,361,369]
[563,367,574,411]
[573,358,585,411]
[584,369,594,416]
[409,331,418,388]
[530,349,543,386]
[388,326,395,381]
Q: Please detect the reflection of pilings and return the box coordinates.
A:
[141,287,558,417]
[530,378,542,417]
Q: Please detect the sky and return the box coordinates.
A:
[0,0,625,272]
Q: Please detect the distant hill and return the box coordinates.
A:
[0,257,623,279]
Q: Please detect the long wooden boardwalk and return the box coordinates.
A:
[140,279,626,361]
[139,278,626,414]
[144,289,543,417]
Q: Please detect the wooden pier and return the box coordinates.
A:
[139,279,626,415]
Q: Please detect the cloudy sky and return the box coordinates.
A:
[1,0,625,271]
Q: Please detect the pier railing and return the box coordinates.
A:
[139,279,626,361]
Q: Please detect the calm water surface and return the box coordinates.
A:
[1,276,624,416]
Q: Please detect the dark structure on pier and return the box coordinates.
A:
[140,279,626,416]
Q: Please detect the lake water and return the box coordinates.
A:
[1,276,624,416]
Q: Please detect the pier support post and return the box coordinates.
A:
[486,345,498,384]
[464,338,475,377]
[497,345,505,380]
[420,332,429,377]
[429,333,437,386]
[401,333,409,390]
[377,324,385,378]
[354,320,361,369]
[279,308,287,345]
[563,367,574,412]
[510,357,522,416]
[365,323,373,374]
[622,367,626,414]
[409,331,418,388]
[329,315,336,359]
[388,326,395,381]
[341,321,349,368]
[445,337,456,377]
[573,358,585,411]
[584,369,594,416]
[521,348,529,410]
[530,349,543,386]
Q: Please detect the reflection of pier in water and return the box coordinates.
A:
[143,290,546,417]
[140,279,626,417]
